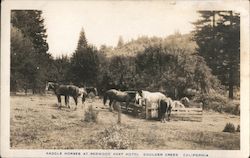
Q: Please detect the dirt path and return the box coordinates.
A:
[10,95,240,150]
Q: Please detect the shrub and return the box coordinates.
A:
[194,92,240,115]
[236,125,240,132]
[97,124,135,149]
[84,105,98,123]
[223,123,235,133]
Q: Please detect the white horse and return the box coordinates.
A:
[171,100,186,109]
[136,90,167,107]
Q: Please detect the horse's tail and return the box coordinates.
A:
[103,92,108,105]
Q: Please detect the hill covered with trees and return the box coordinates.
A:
[10,10,239,102]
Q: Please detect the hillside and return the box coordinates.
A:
[102,33,197,58]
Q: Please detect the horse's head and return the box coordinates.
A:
[135,92,147,106]
[137,90,143,97]
[79,88,88,104]
[45,82,56,91]
[135,92,141,104]
[94,88,98,96]
[180,97,190,107]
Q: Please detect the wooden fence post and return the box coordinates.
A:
[117,104,121,124]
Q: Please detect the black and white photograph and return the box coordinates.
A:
[1,0,249,158]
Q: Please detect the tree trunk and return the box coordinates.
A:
[228,63,234,99]
[117,104,121,124]
[228,11,234,99]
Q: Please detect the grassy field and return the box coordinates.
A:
[10,95,240,150]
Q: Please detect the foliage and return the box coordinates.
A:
[194,92,240,115]
[223,123,236,133]
[11,10,50,93]
[84,105,99,123]
[76,28,88,50]
[117,36,124,48]
[10,26,36,92]
[236,125,240,132]
[193,11,240,98]
[98,33,222,99]
[70,29,100,86]
[135,44,220,98]
[49,55,71,84]
[97,124,135,149]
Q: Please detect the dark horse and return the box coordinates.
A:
[45,82,87,109]
[103,89,132,111]
[85,87,98,96]
[159,97,173,123]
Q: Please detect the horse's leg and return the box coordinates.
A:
[81,96,85,109]
[73,96,78,110]
[67,96,70,108]
[163,112,166,123]
[109,99,113,111]
[57,95,62,109]
[168,112,171,121]
[65,95,69,108]
[82,96,85,104]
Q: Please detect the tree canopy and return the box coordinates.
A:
[193,11,240,98]
[11,10,51,93]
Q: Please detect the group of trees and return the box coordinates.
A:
[10,10,240,99]
[11,10,51,93]
[193,11,240,98]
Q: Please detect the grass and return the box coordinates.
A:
[83,105,99,123]
[10,95,240,150]
[95,124,136,149]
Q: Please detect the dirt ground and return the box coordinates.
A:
[10,95,240,150]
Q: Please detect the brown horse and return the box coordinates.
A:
[45,82,87,109]
[103,89,133,111]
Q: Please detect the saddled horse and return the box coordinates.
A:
[159,97,173,122]
[103,89,132,111]
[136,90,167,107]
[45,82,87,109]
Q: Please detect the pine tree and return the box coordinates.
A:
[70,28,99,86]
[11,26,36,93]
[117,36,124,47]
[11,10,50,93]
[193,11,240,98]
[77,28,88,50]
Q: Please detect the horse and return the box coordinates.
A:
[45,82,87,109]
[103,89,133,111]
[159,97,173,122]
[180,97,190,107]
[171,100,186,109]
[85,87,98,96]
[136,90,167,107]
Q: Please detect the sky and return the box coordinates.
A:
[42,1,200,57]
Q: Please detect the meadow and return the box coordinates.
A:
[10,95,240,150]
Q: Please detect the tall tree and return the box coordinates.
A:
[77,28,88,50]
[117,36,124,48]
[193,11,240,99]
[70,28,99,86]
[11,26,36,93]
[11,10,50,93]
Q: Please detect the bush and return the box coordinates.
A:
[194,92,240,115]
[236,125,240,132]
[223,123,236,133]
[97,124,135,149]
[84,105,98,123]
